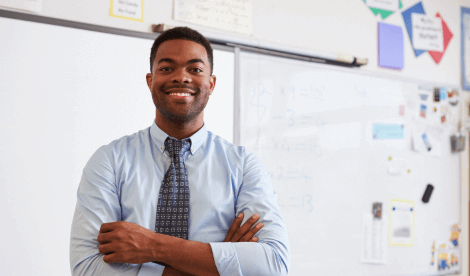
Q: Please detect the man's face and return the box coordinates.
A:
[146,39,216,124]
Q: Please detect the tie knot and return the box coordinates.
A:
[165,137,191,158]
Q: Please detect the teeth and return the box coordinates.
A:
[169,93,191,96]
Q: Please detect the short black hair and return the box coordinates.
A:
[149,27,213,75]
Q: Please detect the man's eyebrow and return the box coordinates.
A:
[157,58,205,65]
[187,59,205,65]
[157,58,174,64]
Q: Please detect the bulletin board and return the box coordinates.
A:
[238,50,462,276]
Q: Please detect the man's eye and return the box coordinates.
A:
[160,67,172,72]
[191,68,202,73]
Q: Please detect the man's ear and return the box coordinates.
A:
[146,73,153,89]
[209,75,216,95]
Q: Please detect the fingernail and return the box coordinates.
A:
[238,213,243,218]
[257,223,264,228]
[252,214,259,219]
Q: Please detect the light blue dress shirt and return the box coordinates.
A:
[70,121,290,276]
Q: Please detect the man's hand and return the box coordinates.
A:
[224,213,263,242]
[162,213,263,276]
[98,221,160,264]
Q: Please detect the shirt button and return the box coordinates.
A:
[191,148,195,152]
[161,146,164,150]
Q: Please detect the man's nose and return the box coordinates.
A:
[171,69,191,83]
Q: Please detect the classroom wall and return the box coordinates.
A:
[2,0,469,275]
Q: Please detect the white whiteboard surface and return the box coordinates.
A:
[239,51,461,276]
[0,16,233,275]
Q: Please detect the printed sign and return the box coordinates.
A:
[412,13,444,52]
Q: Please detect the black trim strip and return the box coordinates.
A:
[0,8,157,40]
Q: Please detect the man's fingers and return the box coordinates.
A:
[230,214,259,242]
[249,237,258,242]
[97,232,112,244]
[98,243,115,256]
[102,252,117,264]
[99,222,116,234]
[240,223,263,242]
[223,213,244,242]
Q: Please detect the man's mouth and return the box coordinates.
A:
[163,86,197,96]
[167,92,192,97]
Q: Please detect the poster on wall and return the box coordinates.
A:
[402,2,453,64]
[462,7,470,91]
[174,0,253,35]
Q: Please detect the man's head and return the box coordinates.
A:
[146,27,216,131]
[149,27,213,75]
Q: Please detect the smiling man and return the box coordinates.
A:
[70,27,290,276]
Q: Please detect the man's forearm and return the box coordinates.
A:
[154,235,219,276]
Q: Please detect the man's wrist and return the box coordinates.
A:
[151,232,171,263]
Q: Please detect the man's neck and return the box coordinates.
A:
[155,118,203,140]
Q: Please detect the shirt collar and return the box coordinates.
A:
[150,120,208,155]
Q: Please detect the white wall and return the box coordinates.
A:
[2,0,469,275]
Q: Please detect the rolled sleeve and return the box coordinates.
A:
[209,150,290,276]
[70,146,165,276]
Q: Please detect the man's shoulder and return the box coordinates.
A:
[206,131,260,165]
[98,127,151,155]
[206,131,244,154]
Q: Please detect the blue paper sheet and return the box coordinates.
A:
[373,124,405,139]
[378,22,404,70]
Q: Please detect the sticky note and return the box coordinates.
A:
[378,22,404,70]
[373,124,405,139]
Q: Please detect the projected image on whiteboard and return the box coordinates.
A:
[389,199,415,246]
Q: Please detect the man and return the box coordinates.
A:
[70,27,289,276]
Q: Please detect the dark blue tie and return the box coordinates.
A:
[155,137,191,239]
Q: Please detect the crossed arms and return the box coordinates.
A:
[96,213,263,276]
[70,146,289,276]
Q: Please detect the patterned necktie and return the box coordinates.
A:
[155,137,191,240]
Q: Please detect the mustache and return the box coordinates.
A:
[162,84,199,93]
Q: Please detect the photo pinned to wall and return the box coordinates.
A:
[110,0,144,22]
[437,243,451,271]
[449,224,461,248]
[389,199,414,246]
[363,0,403,19]
[411,123,442,157]
[420,104,427,118]
[431,241,436,266]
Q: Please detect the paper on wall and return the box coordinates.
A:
[411,13,444,52]
[0,0,41,13]
[411,123,442,157]
[362,213,388,264]
[174,0,253,35]
[110,0,143,22]
[389,199,414,246]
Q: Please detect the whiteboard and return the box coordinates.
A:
[0,15,233,276]
[239,50,462,276]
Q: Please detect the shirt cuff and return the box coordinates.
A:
[209,242,243,276]
[137,262,165,276]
